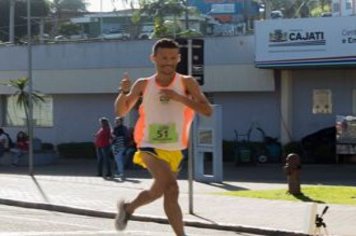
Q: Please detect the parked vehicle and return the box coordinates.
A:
[137,31,153,40]
[138,25,154,39]
[321,12,332,17]
[271,10,284,19]
[54,34,88,41]
[301,127,336,163]
[101,29,130,40]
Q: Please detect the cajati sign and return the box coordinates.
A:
[255,16,356,68]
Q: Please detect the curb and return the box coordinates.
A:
[0,198,307,236]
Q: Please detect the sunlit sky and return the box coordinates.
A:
[84,0,138,12]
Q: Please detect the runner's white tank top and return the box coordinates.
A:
[134,73,195,150]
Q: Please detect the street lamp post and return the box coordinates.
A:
[27,0,34,175]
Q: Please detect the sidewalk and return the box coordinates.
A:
[0,158,355,236]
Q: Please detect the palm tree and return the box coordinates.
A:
[7,77,45,134]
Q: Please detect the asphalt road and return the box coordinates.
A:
[0,205,263,236]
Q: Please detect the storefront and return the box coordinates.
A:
[255,16,356,162]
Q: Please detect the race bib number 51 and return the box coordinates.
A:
[149,123,178,143]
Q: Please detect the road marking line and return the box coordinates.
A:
[0,230,172,236]
[0,214,99,230]
[0,231,116,236]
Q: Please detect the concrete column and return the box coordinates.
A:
[39,18,44,44]
[280,70,293,145]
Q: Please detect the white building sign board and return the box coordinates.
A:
[255,16,356,68]
[211,4,235,14]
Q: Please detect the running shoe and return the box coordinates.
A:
[114,199,130,230]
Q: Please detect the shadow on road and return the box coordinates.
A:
[201,182,249,191]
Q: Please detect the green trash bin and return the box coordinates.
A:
[239,149,252,163]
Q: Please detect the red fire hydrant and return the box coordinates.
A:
[283,153,302,195]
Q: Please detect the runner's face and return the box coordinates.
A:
[152,48,180,76]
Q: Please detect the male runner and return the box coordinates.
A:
[114,38,212,236]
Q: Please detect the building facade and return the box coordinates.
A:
[0,37,276,146]
[332,0,356,16]
[255,15,356,163]
[1,15,354,160]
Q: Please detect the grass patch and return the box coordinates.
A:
[222,186,356,205]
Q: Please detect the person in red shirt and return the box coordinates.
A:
[95,117,113,178]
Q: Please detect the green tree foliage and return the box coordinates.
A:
[266,0,332,18]
[138,0,186,38]
[0,0,50,42]
[58,22,81,36]
[50,0,87,36]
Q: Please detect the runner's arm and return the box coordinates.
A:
[181,76,212,116]
[114,79,145,117]
[159,76,212,116]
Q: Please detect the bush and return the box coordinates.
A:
[42,142,55,151]
[57,142,96,159]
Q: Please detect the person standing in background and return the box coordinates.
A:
[0,128,10,158]
[10,131,29,166]
[112,116,128,180]
[124,127,136,169]
[95,117,113,178]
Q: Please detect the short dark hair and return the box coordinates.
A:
[152,38,179,55]
[99,117,109,125]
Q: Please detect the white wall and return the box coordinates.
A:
[0,37,274,94]
[292,69,356,140]
[214,91,280,142]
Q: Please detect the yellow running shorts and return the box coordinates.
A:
[133,147,184,173]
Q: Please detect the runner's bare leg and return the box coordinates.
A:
[124,152,185,236]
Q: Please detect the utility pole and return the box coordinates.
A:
[100,0,103,35]
[27,0,34,176]
[187,39,193,214]
[264,0,272,19]
[243,0,247,27]
[39,18,44,43]
[184,0,189,30]
[9,0,15,43]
